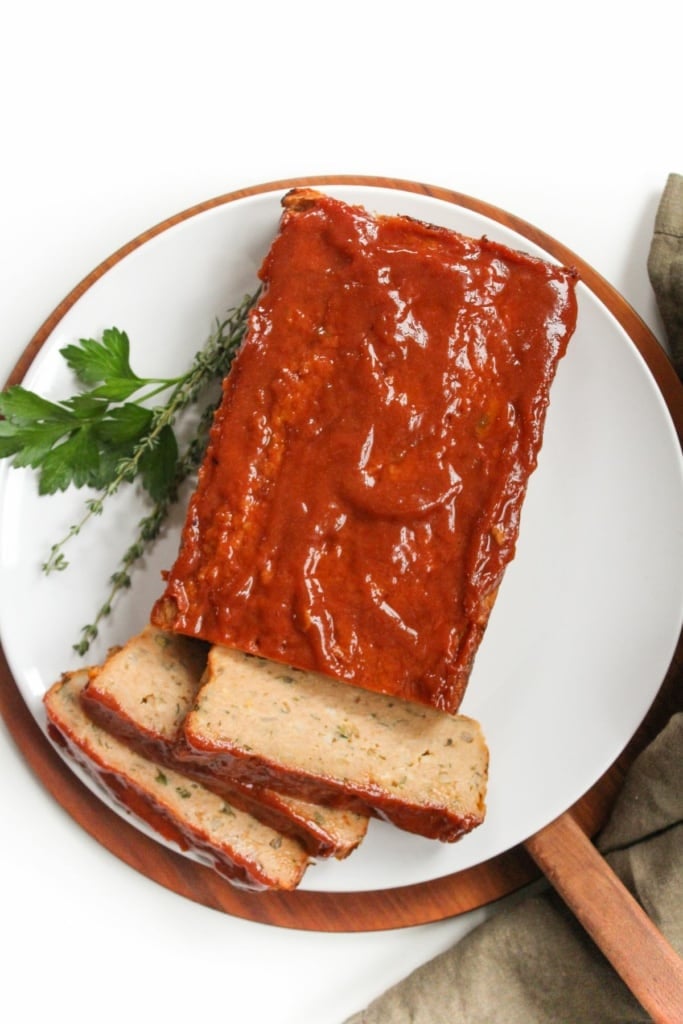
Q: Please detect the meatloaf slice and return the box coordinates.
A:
[44,669,311,891]
[151,187,579,713]
[81,626,368,859]
[175,646,489,843]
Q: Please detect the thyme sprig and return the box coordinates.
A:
[73,393,220,655]
[39,293,256,575]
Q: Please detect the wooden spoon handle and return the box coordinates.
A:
[525,812,683,1024]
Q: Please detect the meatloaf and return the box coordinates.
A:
[175,645,489,843]
[44,669,311,891]
[81,626,368,858]
[152,187,579,713]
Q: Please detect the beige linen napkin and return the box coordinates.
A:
[345,179,683,1024]
[344,714,683,1024]
[648,172,683,378]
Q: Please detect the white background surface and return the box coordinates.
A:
[1,3,681,1022]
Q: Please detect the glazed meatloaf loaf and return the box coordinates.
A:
[152,187,579,713]
[175,645,489,843]
[44,669,311,891]
[81,626,368,858]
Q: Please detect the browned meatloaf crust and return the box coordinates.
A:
[152,188,578,713]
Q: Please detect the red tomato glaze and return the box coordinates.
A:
[152,189,578,712]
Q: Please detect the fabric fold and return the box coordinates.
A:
[647,171,683,378]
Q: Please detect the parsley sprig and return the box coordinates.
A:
[0,327,180,499]
[0,291,257,653]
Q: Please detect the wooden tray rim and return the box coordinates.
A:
[1,173,681,932]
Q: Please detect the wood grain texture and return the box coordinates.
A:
[526,815,683,1024]
[1,175,681,932]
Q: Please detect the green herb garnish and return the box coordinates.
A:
[0,291,257,653]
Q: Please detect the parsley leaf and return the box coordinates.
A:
[60,327,139,386]
[95,404,154,445]
[139,424,179,502]
[39,428,102,493]
[0,386,74,426]
[0,334,184,497]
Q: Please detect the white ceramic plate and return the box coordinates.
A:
[1,183,682,894]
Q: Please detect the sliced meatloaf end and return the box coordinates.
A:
[177,645,489,843]
[81,627,368,859]
[44,668,311,891]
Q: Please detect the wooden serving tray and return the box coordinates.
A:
[1,176,681,932]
